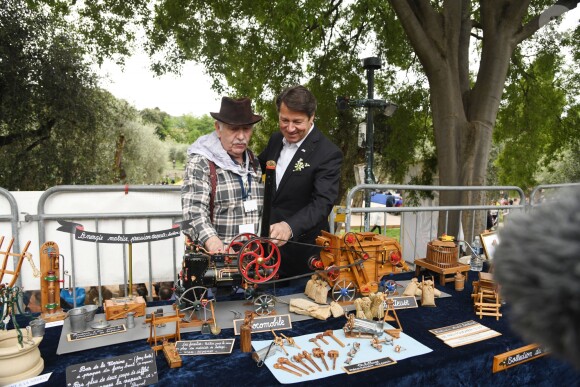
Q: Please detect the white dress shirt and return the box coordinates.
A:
[275,125,313,189]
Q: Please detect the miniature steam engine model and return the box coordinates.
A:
[310,231,410,302]
[175,233,281,317]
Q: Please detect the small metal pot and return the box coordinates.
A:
[29,318,46,337]
[68,307,87,332]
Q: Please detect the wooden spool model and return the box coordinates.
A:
[415,239,470,286]
[425,241,459,268]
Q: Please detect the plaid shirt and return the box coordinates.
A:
[181,153,264,245]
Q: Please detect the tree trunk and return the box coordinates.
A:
[389,0,531,242]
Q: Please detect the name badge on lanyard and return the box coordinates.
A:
[244,199,258,213]
[238,159,257,213]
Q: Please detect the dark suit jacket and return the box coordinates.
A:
[259,126,342,276]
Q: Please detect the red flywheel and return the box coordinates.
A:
[238,237,281,283]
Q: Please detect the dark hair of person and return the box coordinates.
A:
[276,85,317,118]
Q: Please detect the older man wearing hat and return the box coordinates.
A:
[182,97,264,253]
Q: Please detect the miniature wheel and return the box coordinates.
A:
[325,265,340,281]
[308,255,323,270]
[178,286,210,320]
[383,279,398,295]
[332,279,356,302]
[253,294,275,316]
[227,233,258,253]
[238,237,281,283]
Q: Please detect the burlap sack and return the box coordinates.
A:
[288,298,331,320]
[403,278,419,296]
[314,281,329,304]
[421,280,436,307]
[330,301,345,318]
[304,275,317,298]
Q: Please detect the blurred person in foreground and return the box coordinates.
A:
[494,186,580,368]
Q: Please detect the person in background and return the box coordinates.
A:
[182,97,264,252]
[158,286,176,301]
[259,85,343,277]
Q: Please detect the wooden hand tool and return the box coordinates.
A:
[274,362,301,377]
[278,357,309,375]
[272,330,289,355]
[327,350,339,370]
[308,337,321,348]
[293,354,314,373]
[301,350,322,372]
[312,348,329,371]
[281,333,301,350]
[371,342,383,352]
[316,334,329,345]
[324,330,345,347]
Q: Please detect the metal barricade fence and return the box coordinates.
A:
[529,183,580,207]
[30,185,183,307]
[0,187,21,287]
[331,184,526,263]
[3,182,578,309]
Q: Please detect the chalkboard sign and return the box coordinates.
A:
[384,296,418,310]
[176,339,235,355]
[66,349,157,387]
[233,314,292,335]
[342,356,397,374]
[67,324,126,342]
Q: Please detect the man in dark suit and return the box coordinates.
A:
[259,85,343,277]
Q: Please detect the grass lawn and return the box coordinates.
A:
[342,227,401,241]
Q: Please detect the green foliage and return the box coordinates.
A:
[18,0,580,197]
[494,47,572,189]
[140,108,171,139]
[0,1,169,189]
[166,114,214,144]
[167,142,189,166]
[116,116,168,184]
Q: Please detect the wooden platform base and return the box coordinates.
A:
[40,310,67,323]
[414,258,470,286]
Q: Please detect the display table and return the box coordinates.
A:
[25,272,580,386]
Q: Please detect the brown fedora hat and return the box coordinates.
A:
[210,97,263,126]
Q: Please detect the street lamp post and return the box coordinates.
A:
[336,57,398,231]
[363,57,381,231]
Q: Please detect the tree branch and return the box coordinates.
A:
[0,119,56,147]
[306,0,344,33]
[458,0,472,101]
[514,0,579,45]
[388,0,443,72]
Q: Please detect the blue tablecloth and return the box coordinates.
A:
[19,271,580,386]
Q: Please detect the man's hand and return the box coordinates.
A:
[205,236,226,253]
[269,222,292,246]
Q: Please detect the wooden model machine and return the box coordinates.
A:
[0,237,33,287]
[39,241,67,322]
[310,231,410,302]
